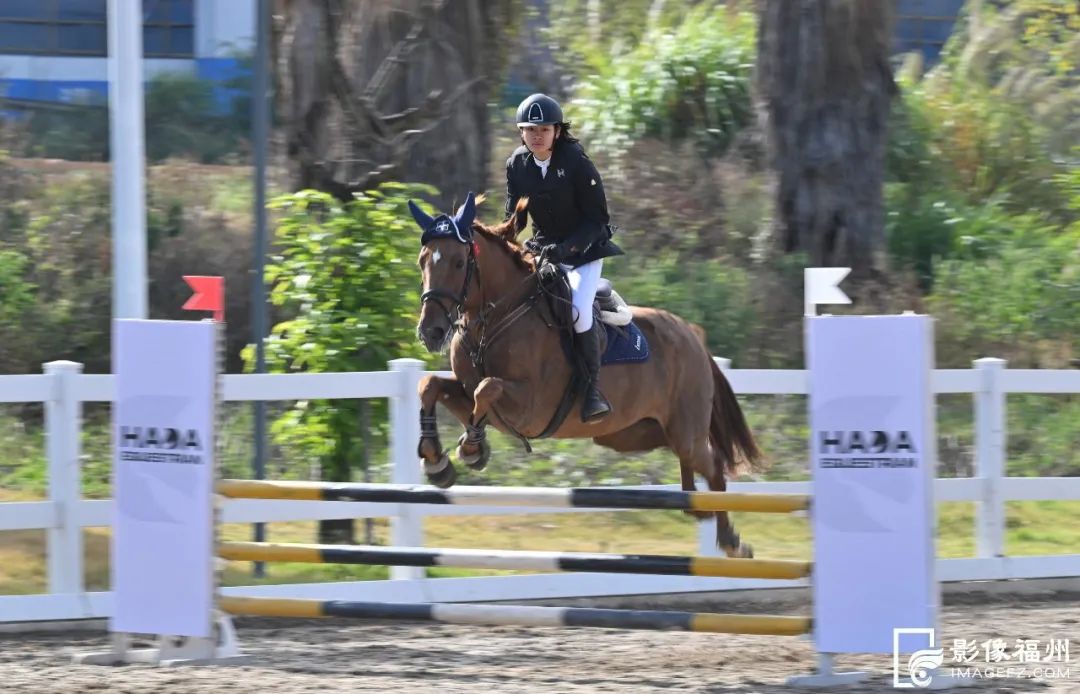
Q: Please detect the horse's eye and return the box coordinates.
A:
[455,258,465,269]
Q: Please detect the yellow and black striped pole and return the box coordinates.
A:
[216,480,809,514]
[218,541,812,580]
[218,597,812,636]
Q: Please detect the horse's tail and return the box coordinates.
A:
[709,356,765,476]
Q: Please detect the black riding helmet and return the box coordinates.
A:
[515,93,563,127]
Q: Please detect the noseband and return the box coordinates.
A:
[420,242,478,326]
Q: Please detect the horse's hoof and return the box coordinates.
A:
[457,433,491,471]
[724,543,753,559]
[425,453,457,489]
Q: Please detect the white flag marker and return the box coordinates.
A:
[804,267,852,316]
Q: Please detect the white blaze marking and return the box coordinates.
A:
[432,249,442,265]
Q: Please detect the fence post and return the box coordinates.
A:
[389,359,426,580]
[44,360,84,595]
[697,357,733,556]
[974,357,1007,558]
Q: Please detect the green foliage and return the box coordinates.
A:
[144,73,247,164]
[546,0,718,58]
[0,413,46,493]
[927,219,1080,367]
[888,0,1077,215]
[889,145,1079,366]
[0,249,34,324]
[0,158,260,375]
[885,185,963,290]
[22,105,110,161]
[885,0,1079,325]
[884,186,1069,291]
[566,4,756,160]
[244,184,438,482]
[0,173,114,374]
[1007,396,1080,478]
[885,84,946,194]
[1013,0,1080,76]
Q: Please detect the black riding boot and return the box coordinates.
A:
[577,323,612,422]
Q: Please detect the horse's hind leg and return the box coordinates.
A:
[662,415,751,558]
[702,455,753,558]
[593,420,712,521]
[678,460,714,521]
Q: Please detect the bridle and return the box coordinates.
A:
[419,241,479,327]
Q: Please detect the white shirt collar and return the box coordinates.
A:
[533,155,551,178]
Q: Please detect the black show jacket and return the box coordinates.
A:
[504,141,624,267]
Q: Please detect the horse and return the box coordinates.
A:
[408,192,767,557]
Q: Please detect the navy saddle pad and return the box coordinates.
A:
[600,320,650,365]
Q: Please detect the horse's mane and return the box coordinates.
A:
[463,195,534,272]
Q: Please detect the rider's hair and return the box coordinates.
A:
[556,121,580,144]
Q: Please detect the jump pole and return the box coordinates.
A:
[217,541,813,579]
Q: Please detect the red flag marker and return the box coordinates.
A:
[182,275,225,322]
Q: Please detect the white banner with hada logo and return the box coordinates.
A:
[112,319,218,637]
[806,314,938,654]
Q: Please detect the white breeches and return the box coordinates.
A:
[561,259,604,333]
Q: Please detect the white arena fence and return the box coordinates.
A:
[1,356,1079,624]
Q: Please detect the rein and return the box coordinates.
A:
[457,274,546,375]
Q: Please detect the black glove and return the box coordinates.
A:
[540,243,566,265]
[538,261,560,282]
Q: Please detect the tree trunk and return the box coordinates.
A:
[755,0,897,276]
[274,0,520,208]
[317,420,356,545]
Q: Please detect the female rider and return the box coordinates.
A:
[504,93,624,423]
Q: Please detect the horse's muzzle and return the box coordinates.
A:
[424,325,446,348]
[418,320,452,353]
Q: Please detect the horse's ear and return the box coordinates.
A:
[453,192,476,230]
[408,200,434,232]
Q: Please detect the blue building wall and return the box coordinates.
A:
[3,79,107,106]
[894,0,966,65]
[0,0,252,114]
[0,56,246,117]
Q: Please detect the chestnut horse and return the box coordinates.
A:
[409,192,766,556]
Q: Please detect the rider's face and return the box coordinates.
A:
[520,125,557,159]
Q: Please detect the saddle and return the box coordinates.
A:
[538,271,634,353]
[594,279,633,328]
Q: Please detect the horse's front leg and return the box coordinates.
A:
[418,374,475,488]
[467,376,534,444]
[454,377,509,472]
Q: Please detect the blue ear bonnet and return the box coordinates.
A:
[408,192,477,245]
